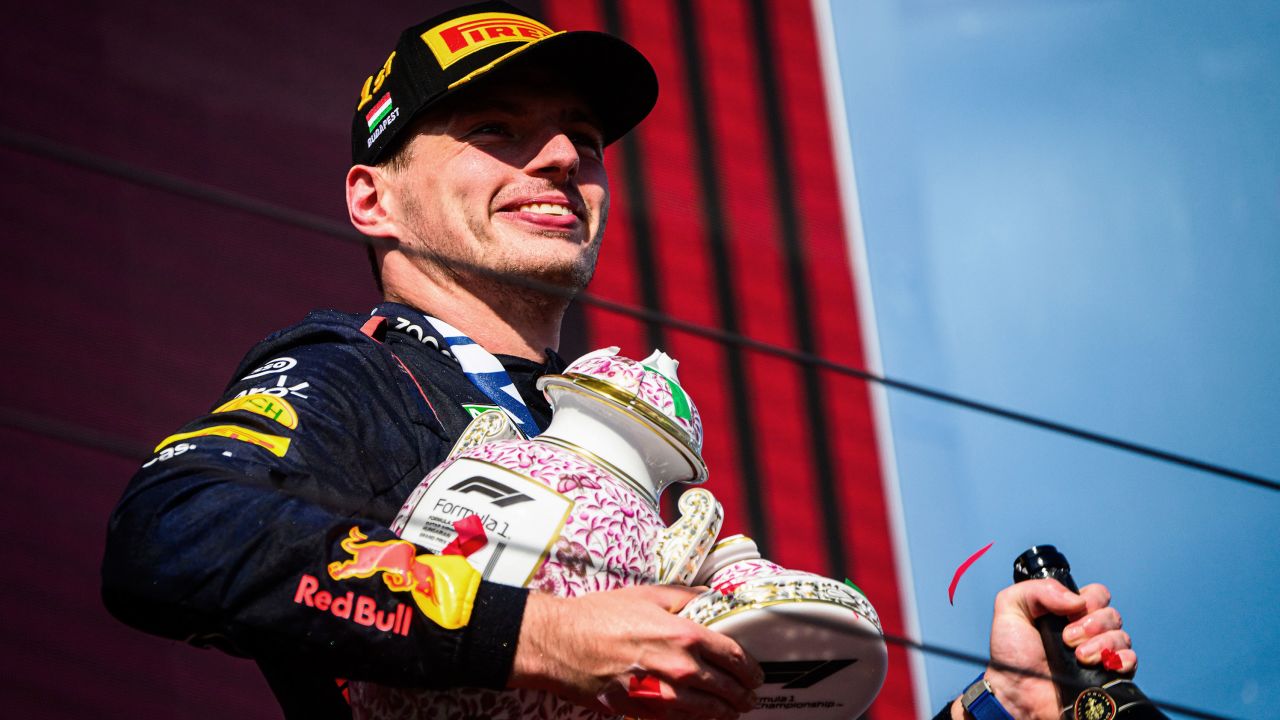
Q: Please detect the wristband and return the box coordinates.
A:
[961,673,1015,720]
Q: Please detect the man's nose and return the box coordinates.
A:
[527,132,580,182]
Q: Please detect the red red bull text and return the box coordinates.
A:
[294,574,411,635]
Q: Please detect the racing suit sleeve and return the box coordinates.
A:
[101,333,526,690]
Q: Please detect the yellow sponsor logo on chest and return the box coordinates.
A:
[215,393,299,429]
[155,425,291,458]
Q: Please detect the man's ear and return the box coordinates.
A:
[346,164,398,241]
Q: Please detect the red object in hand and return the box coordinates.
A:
[628,674,663,699]
[1101,647,1123,671]
[441,514,488,557]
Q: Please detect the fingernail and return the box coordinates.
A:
[627,674,662,699]
[1079,639,1100,660]
[1064,625,1083,645]
[1101,648,1123,671]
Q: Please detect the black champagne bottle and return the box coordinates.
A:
[1012,545,1168,719]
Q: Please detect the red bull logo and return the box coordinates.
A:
[294,574,411,635]
[326,527,481,630]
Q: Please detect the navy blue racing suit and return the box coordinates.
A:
[101,302,564,718]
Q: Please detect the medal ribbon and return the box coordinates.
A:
[421,315,541,435]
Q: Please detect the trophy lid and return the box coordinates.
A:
[537,347,706,482]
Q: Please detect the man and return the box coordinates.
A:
[102,3,1135,719]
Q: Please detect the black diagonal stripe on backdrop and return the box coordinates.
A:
[600,0,666,354]
[747,0,848,581]
[675,0,771,555]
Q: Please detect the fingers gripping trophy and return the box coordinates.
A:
[351,347,887,719]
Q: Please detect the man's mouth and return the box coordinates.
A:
[515,202,572,216]
[497,196,584,231]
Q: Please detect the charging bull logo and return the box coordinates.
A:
[326,527,481,630]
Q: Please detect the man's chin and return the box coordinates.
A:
[516,261,596,297]
[471,227,600,294]
[501,244,599,293]
[456,252,594,299]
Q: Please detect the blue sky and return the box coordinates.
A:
[826,1,1280,717]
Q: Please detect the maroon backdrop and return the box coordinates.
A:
[1,1,917,717]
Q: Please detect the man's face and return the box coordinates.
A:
[387,70,609,295]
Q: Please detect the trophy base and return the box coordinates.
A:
[693,592,888,719]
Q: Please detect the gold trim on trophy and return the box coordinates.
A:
[535,434,658,507]
[538,373,708,483]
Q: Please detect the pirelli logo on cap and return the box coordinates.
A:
[421,12,555,69]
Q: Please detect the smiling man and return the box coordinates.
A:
[102,3,760,719]
[102,2,1136,719]
[355,69,611,360]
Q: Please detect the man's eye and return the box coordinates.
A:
[468,123,511,137]
[572,133,604,158]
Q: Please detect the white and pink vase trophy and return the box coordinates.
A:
[350,348,887,719]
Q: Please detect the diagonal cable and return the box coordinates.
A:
[0,405,1238,720]
[2,125,1276,494]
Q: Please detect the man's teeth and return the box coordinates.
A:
[517,202,571,216]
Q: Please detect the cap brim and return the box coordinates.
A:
[445,30,658,147]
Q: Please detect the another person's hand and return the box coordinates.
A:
[511,584,762,719]
[951,579,1136,719]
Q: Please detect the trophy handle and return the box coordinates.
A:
[446,409,524,459]
[656,488,724,585]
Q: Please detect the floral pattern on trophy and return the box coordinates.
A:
[352,348,723,720]
[681,535,884,633]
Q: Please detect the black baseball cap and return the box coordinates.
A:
[350,0,658,166]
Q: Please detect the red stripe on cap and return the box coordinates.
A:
[365,93,391,123]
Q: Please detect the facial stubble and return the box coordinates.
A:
[402,188,608,305]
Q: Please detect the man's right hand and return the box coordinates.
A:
[509,585,762,719]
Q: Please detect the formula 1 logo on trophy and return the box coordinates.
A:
[351,347,887,719]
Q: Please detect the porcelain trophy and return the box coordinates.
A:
[347,348,723,720]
